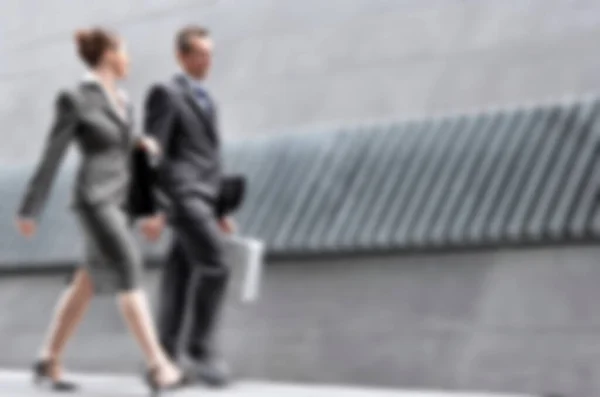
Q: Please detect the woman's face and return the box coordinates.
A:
[105,39,130,79]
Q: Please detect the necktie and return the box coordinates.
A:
[193,86,213,115]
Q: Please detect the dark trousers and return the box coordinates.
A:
[157,196,230,359]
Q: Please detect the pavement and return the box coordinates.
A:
[0,369,539,397]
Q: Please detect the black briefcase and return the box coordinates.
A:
[216,175,246,218]
[128,147,158,218]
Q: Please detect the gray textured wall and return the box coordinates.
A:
[2,0,600,163]
[1,247,600,396]
[3,2,600,396]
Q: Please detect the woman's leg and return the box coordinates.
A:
[117,289,182,385]
[80,205,181,385]
[38,268,94,379]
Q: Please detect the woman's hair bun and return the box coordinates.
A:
[74,29,92,46]
[73,27,118,68]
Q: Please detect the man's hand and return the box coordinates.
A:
[141,213,166,242]
[16,218,37,238]
[218,217,236,234]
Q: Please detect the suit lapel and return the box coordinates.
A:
[101,101,129,129]
[83,81,129,130]
[175,76,218,144]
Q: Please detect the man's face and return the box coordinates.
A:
[178,36,213,80]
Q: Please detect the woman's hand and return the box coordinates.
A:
[140,213,166,242]
[15,217,37,238]
[137,136,161,157]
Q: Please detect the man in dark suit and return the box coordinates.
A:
[140,25,235,387]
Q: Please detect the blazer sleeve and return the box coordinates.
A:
[17,91,79,220]
[144,84,176,163]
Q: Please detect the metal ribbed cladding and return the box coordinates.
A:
[227,97,600,255]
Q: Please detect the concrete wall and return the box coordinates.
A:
[2,2,600,395]
[1,246,600,396]
[2,0,600,163]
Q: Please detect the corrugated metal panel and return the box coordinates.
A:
[227,98,600,254]
[2,98,600,267]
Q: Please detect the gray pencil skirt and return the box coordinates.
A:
[74,204,142,294]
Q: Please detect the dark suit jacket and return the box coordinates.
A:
[144,75,222,202]
[131,75,245,218]
[19,82,136,220]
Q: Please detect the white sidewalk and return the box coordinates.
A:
[0,370,538,397]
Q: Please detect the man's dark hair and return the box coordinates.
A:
[176,25,210,54]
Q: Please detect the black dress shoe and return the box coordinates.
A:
[32,360,78,392]
[186,354,232,388]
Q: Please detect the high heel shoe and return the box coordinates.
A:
[32,359,78,392]
[144,367,190,397]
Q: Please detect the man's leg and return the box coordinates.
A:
[187,260,230,360]
[156,236,190,360]
[175,197,231,386]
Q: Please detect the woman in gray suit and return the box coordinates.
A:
[15,28,187,395]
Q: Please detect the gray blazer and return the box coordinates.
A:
[18,81,137,219]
